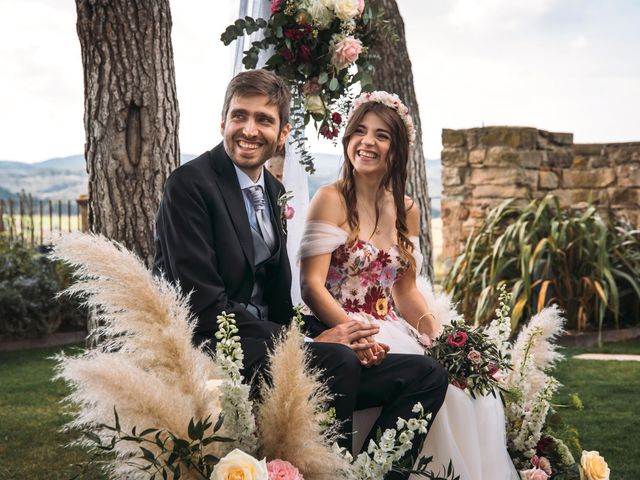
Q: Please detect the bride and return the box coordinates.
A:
[297,91,519,480]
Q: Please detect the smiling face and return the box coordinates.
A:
[346,111,392,178]
[221,94,290,181]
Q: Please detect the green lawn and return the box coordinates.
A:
[0,341,638,479]
[553,340,640,480]
[0,345,106,480]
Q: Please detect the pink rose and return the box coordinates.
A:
[446,331,468,348]
[267,459,304,480]
[331,36,362,70]
[519,468,548,480]
[284,205,295,220]
[357,0,365,14]
[487,362,500,376]
[270,0,285,14]
[467,348,482,365]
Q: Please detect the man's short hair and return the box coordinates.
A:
[222,69,291,129]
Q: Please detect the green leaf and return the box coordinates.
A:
[318,71,329,84]
[328,77,339,91]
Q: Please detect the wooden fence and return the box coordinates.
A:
[0,193,89,247]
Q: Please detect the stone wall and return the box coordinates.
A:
[440,126,640,260]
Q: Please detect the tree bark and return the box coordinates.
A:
[76,0,179,346]
[76,0,179,265]
[369,0,434,281]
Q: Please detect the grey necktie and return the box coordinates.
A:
[245,185,275,250]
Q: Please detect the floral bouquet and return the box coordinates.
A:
[221,0,384,172]
[428,319,511,399]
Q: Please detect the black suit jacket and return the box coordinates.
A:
[154,143,294,358]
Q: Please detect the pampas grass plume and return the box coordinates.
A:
[256,323,352,480]
[51,233,225,475]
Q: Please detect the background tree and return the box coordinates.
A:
[370,0,434,281]
[76,0,179,345]
[76,0,179,265]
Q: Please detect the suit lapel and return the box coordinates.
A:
[209,144,255,267]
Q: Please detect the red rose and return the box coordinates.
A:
[452,376,467,390]
[298,44,312,63]
[280,48,295,63]
[320,125,338,139]
[331,111,342,125]
[446,331,468,348]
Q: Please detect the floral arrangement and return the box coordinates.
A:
[427,289,512,398]
[221,0,384,172]
[52,233,457,480]
[478,286,611,480]
[277,190,295,234]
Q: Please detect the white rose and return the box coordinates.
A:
[305,94,325,115]
[333,0,360,21]
[579,450,610,480]
[212,449,268,480]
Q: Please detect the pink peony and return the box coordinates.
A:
[519,468,549,480]
[446,331,468,348]
[331,36,362,70]
[267,459,304,480]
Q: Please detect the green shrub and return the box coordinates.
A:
[0,236,86,340]
[443,195,640,333]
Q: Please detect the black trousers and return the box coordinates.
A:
[241,337,448,480]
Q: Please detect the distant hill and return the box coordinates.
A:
[0,154,198,201]
[0,153,442,216]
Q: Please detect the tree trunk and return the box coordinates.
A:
[76,0,179,263]
[76,0,179,346]
[369,0,434,282]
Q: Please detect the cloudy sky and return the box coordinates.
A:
[1,0,638,163]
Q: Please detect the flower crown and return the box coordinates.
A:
[348,91,416,146]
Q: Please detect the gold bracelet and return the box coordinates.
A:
[415,312,437,333]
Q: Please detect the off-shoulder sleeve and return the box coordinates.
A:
[297,221,349,262]
[410,235,423,275]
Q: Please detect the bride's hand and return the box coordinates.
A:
[356,337,389,367]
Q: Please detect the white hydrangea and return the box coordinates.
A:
[302,0,335,29]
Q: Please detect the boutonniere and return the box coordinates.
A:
[277,191,295,234]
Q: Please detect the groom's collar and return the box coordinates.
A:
[233,164,266,191]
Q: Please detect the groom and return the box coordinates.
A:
[153,69,447,477]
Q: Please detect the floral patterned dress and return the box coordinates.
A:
[311,233,518,480]
[326,240,408,322]
[322,239,427,356]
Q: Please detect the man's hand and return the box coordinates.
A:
[314,320,379,348]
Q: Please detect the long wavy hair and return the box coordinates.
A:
[338,101,415,269]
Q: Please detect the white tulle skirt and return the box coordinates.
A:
[353,317,519,480]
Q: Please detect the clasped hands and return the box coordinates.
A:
[313,320,389,367]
